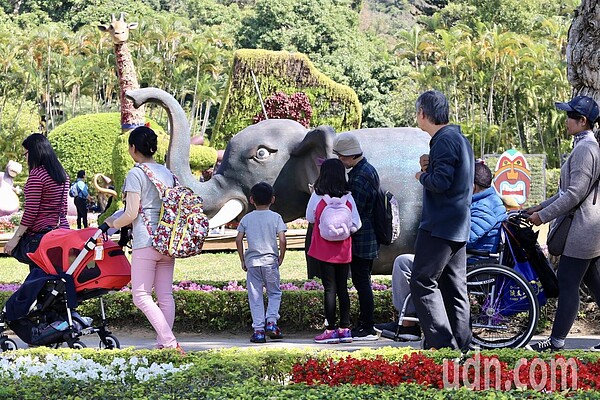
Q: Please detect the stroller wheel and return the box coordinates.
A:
[71,341,87,349]
[99,334,120,350]
[0,338,17,352]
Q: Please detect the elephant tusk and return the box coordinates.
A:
[207,199,244,229]
[93,173,118,198]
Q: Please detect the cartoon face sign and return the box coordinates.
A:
[493,149,531,205]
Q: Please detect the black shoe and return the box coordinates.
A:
[351,326,379,341]
[525,337,563,352]
[591,343,600,352]
[379,324,421,342]
[374,321,400,332]
[395,325,421,341]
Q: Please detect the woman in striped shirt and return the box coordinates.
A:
[4,133,69,269]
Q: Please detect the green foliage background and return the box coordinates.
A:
[0,0,585,173]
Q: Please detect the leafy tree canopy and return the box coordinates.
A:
[431,0,580,34]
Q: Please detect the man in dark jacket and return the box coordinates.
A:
[333,132,380,341]
[376,161,506,341]
[411,90,475,351]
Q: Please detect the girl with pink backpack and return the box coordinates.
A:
[306,158,362,344]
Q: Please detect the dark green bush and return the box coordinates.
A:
[48,113,168,188]
[76,287,394,332]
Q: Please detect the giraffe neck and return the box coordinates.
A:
[115,42,145,129]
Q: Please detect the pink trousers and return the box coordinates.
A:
[131,246,177,348]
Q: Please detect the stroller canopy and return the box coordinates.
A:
[28,228,131,292]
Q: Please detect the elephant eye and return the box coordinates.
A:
[255,147,271,161]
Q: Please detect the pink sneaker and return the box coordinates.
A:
[338,328,352,343]
[314,329,340,344]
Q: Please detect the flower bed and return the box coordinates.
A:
[2,347,600,399]
[291,352,594,391]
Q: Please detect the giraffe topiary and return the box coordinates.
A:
[98,13,146,220]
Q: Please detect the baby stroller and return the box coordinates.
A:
[0,223,131,350]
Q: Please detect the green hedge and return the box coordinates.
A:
[189,145,218,176]
[212,49,362,148]
[78,289,394,332]
[0,285,394,332]
[48,113,168,190]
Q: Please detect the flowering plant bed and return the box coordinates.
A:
[291,352,599,392]
[2,347,600,399]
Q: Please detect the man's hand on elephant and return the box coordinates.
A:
[415,171,424,181]
[419,154,429,171]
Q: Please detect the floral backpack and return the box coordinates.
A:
[136,163,209,258]
[318,194,356,241]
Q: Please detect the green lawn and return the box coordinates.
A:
[0,250,311,283]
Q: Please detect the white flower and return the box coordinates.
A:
[0,353,192,383]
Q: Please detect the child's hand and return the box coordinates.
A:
[241,261,247,272]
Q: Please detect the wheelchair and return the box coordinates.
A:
[382,212,540,349]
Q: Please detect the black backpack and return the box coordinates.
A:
[373,188,400,245]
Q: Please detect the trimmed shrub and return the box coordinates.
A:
[48,113,168,188]
[189,145,218,176]
[212,49,362,148]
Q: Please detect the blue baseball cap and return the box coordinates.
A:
[555,95,600,123]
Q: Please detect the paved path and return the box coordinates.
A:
[6,328,600,352]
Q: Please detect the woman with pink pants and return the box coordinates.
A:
[106,126,184,354]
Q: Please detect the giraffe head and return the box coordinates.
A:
[98,13,138,44]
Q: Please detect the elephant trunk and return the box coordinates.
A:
[197,174,247,228]
[125,88,246,228]
[125,87,194,187]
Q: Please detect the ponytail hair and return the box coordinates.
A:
[129,126,158,157]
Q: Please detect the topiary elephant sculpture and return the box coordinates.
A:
[126,88,430,274]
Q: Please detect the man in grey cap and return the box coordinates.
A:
[333,132,381,341]
[412,90,474,351]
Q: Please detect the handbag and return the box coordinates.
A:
[546,177,599,257]
[546,213,573,257]
[11,231,47,264]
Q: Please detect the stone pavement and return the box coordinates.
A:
[7,328,600,352]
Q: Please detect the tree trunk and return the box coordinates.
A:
[200,99,211,137]
[566,1,600,100]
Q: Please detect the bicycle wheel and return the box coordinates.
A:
[467,264,539,349]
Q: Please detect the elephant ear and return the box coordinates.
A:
[291,125,336,189]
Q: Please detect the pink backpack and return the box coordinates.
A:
[318,194,356,241]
